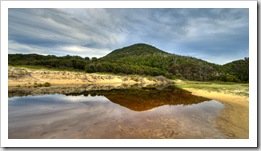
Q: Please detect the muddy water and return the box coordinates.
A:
[9,85,227,139]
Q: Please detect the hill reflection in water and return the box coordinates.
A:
[9,84,210,111]
[68,86,209,111]
[9,84,227,139]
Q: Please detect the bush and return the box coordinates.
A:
[218,74,239,82]
[33,82,51,87]
[43,82,51,87]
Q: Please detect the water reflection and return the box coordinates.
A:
[8,83,158,97]
[8,84,226,139]
[9,85,209,111]
[67,86,210,111]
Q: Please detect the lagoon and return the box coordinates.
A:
[9,85,227,139]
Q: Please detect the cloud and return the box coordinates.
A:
[8,8,249,64]
[9,40,110,58]
[59,45,111,57]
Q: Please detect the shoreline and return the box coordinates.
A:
[8,85,249,139]
[8,66,249,138]
[8,80,157,87]
[183,88,249,138]
[8,66,172,87]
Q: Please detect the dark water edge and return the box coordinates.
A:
[8,84,227,139]
[9,83,172,97]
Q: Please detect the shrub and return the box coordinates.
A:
[43,82,51,87]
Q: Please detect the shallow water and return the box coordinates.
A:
[8,85,226,139]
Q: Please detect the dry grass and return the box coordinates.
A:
[175,80,249,97]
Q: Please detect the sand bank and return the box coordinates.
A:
[184,88,249,138]
[8,66,172,87]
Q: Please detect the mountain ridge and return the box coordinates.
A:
[104,43,169,59]
[8,43,249,82]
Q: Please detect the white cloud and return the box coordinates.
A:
[9,40,111,58]
[59,45,111,58]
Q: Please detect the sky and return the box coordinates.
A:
[8,8,249,65]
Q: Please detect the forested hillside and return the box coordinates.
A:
[8,54,87,70]
[222,57,249,82]
[8,43,249,82]
[85,44,222,81]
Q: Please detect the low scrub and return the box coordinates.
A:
[33,82,51,87]
[177,82,249,97]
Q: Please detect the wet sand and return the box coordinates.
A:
[183,88,249,138]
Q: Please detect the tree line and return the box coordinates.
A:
[8,44,249,82]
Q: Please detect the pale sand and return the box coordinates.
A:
[184,88,249,138]
[8,66,171,86]
[8,67,249,138]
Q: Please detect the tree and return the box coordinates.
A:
[85,57,90,61]
[91,57,98,61]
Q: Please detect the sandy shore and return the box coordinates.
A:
[8,66,249,138]
[8,66,172,87]
[183,88,249,138]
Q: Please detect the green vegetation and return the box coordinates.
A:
[8,54,87,71]
[43,82,51,87]
[8,43,249,82]
[222,57,249,82]
[85,43,220,80]
[32,82,51,87]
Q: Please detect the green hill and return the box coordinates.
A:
[104,43,168,58]
[86,43,223,81]
[8,43,249,82]
[222,58,249,82]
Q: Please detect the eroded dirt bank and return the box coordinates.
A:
[8,66,172,86]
